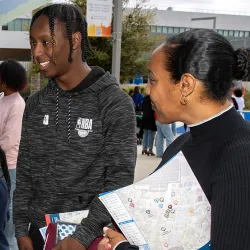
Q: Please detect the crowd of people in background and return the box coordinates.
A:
[130,85,182,157]
[129,81,248,152]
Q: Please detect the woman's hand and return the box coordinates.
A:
[97,227,127,250]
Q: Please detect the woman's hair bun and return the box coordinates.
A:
[233,48,250,80]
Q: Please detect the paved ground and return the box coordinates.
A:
[134,130,181,182]
[134,145,163,182]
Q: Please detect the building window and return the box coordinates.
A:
[180,28,185,33]
[8,20,15,30]
[14,19,22,31]
[234,31,239,37]
[245,31,250,37]
[2,18,31,31]
[151,26,156,32]
[218,30,223,35]
[149,26,192,34]
[22,19,30,30]
[239,31,244,37]
[156,26,162,33]
[229,30,234,36]
[1,24,8,30]
[223,30,229,36]
[168,27,174,33]
[174,27,180,34]
[162,27,168,33]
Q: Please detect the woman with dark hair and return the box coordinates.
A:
[0,60,26,250]
[0,147,11,250]
[98,29,250,250]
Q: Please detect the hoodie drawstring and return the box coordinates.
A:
[68,94,72,143]
[56,88,59,132]
[55,88,72,144]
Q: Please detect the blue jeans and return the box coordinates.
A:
[0,169,18,250]
[171,122,177,136]
[156,121,174,157]
[142,129,156,150]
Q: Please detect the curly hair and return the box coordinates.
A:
[0,60,27,92]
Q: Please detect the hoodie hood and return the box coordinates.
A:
[47,67,118,97]
[45,67,118,143]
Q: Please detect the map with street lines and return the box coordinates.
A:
[99,152,211,250]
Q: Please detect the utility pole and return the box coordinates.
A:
[111,0,123,84]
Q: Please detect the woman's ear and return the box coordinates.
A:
[180,74,196,97]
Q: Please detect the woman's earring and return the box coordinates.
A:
[180,94,188,105]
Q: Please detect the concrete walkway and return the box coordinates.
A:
[134,130,181,182]
[134,121,184,183]
[134,145,162,182]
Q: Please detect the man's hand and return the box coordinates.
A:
[17,236,34,250]
[97,228,126,250]
[52,237,86,250]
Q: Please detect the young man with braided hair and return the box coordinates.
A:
[13,4,136,250]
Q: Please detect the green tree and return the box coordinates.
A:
[72,0,161,83]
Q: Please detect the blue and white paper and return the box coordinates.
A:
[99,152,211,250]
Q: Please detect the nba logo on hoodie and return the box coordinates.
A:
[75,117,93,138]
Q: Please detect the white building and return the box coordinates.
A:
[0,13,31,61]
[1,8,250,62]
[149,8,250,48]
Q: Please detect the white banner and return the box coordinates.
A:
[87,0,113,37]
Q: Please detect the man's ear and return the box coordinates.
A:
[180,73,196,97]
[72,32,82,50]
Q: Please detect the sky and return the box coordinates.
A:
[128,0,250,14]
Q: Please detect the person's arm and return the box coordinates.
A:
[13,107,33,238]
[0,103,24,153]
[211,144,250,249]
[72,91,137,248]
